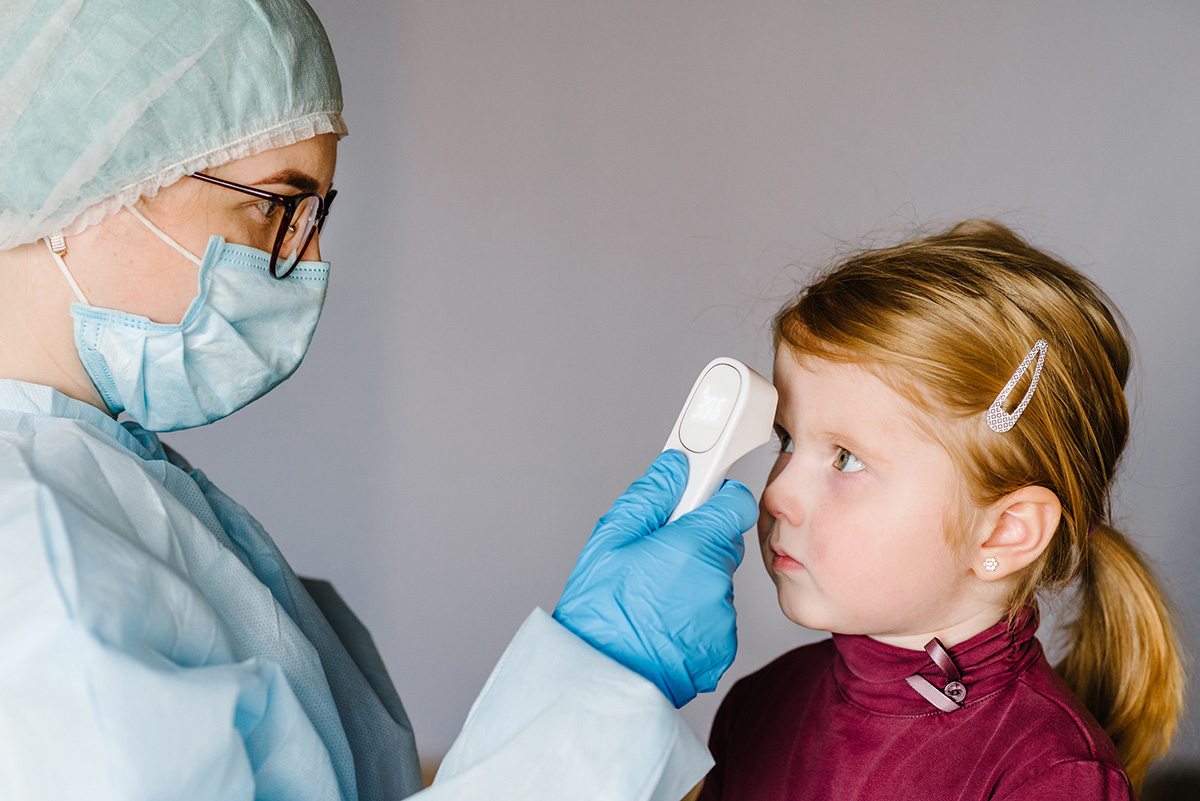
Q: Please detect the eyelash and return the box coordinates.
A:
[773,428,865,473]
[834,448,866,473]
[254,199,282,221]
[774,426,793,454]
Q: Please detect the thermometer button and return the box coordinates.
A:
[678,364,742,453]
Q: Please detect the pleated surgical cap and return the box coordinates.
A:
[0,0,346,251]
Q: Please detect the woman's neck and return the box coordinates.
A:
[0,243,108,411]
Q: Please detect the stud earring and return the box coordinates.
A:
[983,556,998,573]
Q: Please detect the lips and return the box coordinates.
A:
[770,543,804,572]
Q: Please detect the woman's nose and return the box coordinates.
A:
[301,230,322,261]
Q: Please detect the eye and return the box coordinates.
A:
[834,447,865,473]
[774,425,794,454]
[255,199,282,220]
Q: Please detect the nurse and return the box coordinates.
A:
[0,2,756,800]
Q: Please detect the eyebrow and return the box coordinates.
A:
[252,168,323,194]
[774,413,887,466]
[822,429,891,466]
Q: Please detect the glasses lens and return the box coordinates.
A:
[273,195,322,278]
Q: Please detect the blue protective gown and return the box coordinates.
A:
[0,379,710,801]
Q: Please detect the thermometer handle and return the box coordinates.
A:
[662,357,778,522]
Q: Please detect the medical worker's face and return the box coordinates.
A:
[757,349,995,650]
[65,133,338,326]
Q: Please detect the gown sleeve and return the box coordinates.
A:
[413,608,713,801]
[0,399,710,801]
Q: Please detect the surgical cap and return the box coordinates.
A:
[0,0,346,251]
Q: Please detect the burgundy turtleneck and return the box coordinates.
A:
[698,612,1133,800]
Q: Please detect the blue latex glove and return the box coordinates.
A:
[553,450,759,707]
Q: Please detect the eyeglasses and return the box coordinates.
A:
[189,172,337,279]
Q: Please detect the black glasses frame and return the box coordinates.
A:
[189,172,337,278]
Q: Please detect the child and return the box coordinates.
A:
[698,220,1185,800]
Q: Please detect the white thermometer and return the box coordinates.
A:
[662,357,778,522]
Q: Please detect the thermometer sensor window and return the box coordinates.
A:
[678,364,742,453]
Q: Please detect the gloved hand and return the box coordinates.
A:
[553,450,758,707]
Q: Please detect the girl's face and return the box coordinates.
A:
[758,348,996,648]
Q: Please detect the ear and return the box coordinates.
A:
[975,486,1061,580]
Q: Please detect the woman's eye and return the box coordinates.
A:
[834,448,865,473]
[774,428,793,454]
[255,199,281,219]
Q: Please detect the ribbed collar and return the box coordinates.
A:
[831,609,1042,716]
[0,378,167,462]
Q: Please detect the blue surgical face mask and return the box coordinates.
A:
[47,207,330,432]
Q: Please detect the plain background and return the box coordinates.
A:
[170,0,1200,775]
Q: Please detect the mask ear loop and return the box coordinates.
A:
[44,233,90,305]
[124,204,203,267]
[44,206,204,306]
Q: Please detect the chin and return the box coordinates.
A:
[775,592,828,632]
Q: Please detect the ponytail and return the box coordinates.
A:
[1055,524,1187,792]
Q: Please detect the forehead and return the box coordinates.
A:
[773,348,940,449]
[211,133,338,191]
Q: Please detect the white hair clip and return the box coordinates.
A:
[986,339,1048,434]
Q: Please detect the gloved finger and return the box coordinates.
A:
[654,479,757,571]
[587,450,689,550]
[670,591,739,701]
[690,617,737,695]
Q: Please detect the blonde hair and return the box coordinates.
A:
[773,219,1185,791]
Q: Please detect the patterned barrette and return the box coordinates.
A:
[986,339,1048,434]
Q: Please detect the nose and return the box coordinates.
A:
[301,230,322,261]
[760,459,803,528]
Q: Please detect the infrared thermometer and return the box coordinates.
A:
[663,357,779,522]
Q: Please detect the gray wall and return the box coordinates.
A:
[170,0,1200,772]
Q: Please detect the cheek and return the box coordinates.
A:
[805,486,884,574]
[888,492,955,559]
[211,209,275,253]
[804,515,854,575]
[68,214,201,325]
[190,192,277,255]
